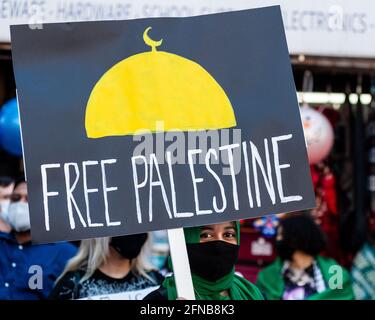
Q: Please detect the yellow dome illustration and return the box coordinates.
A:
[85,27,237,138]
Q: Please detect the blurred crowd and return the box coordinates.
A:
[0,175,374,300]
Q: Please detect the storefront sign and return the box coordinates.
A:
[2,0,375,58]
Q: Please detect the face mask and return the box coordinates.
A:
[111,233,148,259]
[150,254,168,270]
[275,240,295,261]
[186,240,239,282]
[0,200,11,222]
[7,202,31,232]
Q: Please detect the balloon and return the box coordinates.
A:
[0,98,23,156]
[300,106,334,165]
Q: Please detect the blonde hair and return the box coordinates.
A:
[59,234,155,283]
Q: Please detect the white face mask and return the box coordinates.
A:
[0,200,11,222]
[7,202,31,232]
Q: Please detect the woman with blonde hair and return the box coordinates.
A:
[49,233,163,300]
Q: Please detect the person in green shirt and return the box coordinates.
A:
[351,229,375,300]
[256,212,354,300]
[144,221,264,300]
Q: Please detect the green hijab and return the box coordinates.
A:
[256,256,354,300]
[162,221,264,300]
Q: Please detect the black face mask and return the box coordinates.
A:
[186,240,239,282]
[275,240,295,261]
[110,233,148,259]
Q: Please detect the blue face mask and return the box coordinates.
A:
[7,201,31,232]
[149,254,168,270]
[0,200,11,222]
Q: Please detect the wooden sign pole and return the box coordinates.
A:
[167,228,195,300]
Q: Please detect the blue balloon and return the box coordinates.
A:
[0,98,23,156]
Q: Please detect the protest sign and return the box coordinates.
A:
[11,6,315,244]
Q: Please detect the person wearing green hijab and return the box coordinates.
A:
[144,221,264,300]
[256,213,354,300]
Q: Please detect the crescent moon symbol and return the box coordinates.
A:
[143,27,163,51]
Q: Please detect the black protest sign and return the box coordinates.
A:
[11,6,315,243]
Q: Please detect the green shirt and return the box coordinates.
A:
[256,256,354,300]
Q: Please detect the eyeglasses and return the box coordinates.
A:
[10,193,28,202]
